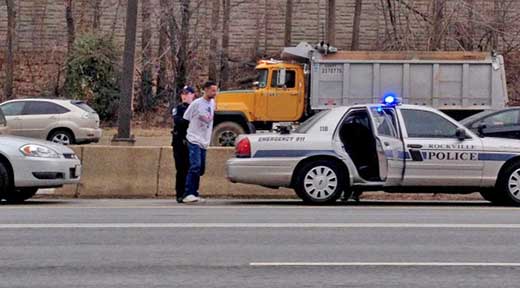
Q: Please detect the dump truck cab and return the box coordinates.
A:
[213,60,306,146]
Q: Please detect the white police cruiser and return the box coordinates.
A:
[226,97,520,206]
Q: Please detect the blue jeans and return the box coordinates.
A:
[184,142,206,198]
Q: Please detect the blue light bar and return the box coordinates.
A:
[382,93,399,106]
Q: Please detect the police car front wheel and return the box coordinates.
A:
[294,160,345,204]
[496,162,520,206]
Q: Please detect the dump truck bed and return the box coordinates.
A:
[309,51,507,111]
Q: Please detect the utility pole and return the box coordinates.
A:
[114,0,138,143]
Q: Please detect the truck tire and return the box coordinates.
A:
[294,160,345,204]
[211,122,245,147]
[495,161,520,206]
[3,188,38,204]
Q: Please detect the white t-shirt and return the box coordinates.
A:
[183,97,215,149]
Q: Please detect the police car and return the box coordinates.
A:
[226,96,520,206]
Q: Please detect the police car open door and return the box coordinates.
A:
[397,108,484,186]
[369,106,405,185]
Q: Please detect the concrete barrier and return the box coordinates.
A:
[53,145,294,198]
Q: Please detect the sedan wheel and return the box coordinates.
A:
[294,160,345,204]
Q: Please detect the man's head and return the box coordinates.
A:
[203,81,218,100]
[180,86,196,104]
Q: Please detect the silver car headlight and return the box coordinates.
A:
[19,144,60,158]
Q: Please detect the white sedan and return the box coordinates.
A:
[0,135,81,203]
[227,103,520,206]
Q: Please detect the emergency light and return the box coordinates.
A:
[382,93,400,106]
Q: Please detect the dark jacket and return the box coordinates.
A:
[172,102,190,143]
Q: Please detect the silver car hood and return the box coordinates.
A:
[0,135,75,154]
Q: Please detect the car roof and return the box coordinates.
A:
[460,107,520,125]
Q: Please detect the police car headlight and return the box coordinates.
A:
[19,144,60,159]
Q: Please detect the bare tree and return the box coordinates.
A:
[175,0,190,95]
[64,0,75,54]
[116,0,138,141]
[156,0,170,99]
[327,0,336,44]
[167,2,179,106]
[92,0,102,30]
[430,0,445,50]
[220,0,231,89]
[140,0,153,112]
[351,0,363,50]
[284,0,293,47]
[4,0,16,100]
[208,0,220,82]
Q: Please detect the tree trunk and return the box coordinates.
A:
[116,0,138,140]
[140,0,153,112]
[327,0,336,45]
[351,0,363,50]
[175,0,190,96]
[167,2,178,107]
[430,0,444,51]
[4,0,16,100]
[220,0,230,90]
[156,0,169,99]
[65,0,75,55]
[92,0,102,30]
[284,0,293,47]
[208,0,220,82]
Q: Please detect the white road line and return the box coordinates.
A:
[250,262,520,267]
[0,223,520,229]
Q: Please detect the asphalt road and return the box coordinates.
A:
[1,199,519,288]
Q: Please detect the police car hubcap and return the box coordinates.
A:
[304,166,338,199]
[508,169,520,200]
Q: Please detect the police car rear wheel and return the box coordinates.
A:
[295,160,345,204]
[497,163,520,206]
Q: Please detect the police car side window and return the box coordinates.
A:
[401,109,458,138]
[370,107,398,138]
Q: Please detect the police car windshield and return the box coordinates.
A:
[294,110,330,133]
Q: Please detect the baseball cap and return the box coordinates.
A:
[182,85,195,94]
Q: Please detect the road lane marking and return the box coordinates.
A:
[1,223,520,229]
[250,262,520,267]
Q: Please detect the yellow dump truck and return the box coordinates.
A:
[212,42,508,146]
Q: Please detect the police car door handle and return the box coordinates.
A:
[407,144,423,149]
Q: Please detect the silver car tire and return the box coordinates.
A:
[294,160,345,204]
[0,162,10,199]
[48,130,75,145]
[3,188,38,204]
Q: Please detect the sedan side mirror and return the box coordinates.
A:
[456,128,467,141]
[477,123,487,136]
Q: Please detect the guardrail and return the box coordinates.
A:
[54,146,293,198]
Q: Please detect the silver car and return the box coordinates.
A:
[0,99,102,145]
[227,103,520,206]
[0,135,81,203]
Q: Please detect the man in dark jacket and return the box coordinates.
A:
[172,86,196,203]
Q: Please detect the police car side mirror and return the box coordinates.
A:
[456,128,467,141]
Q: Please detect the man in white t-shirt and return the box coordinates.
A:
[182,81,218,203]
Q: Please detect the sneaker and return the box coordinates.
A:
[197,196,206,203]
[176,198,183,203]
[183,195,199,203]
